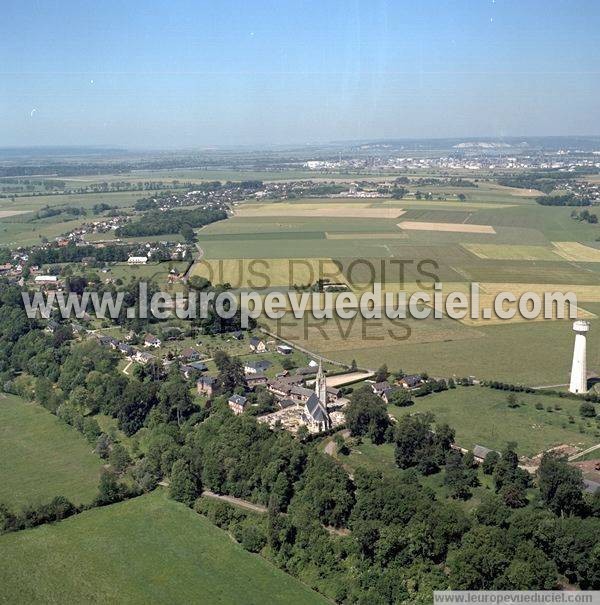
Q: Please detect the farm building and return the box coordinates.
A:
[472,445,498,463]
[127,256,148,265]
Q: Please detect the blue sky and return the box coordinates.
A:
[2,0,600,147]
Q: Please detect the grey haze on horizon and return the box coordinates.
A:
[2,1,600,148]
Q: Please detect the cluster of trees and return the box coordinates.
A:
[498,172,574,195]
[28,242,136,265]
[0,496,79,533]
[116,207,226,239]
[572,208,598,224]
[30,205,86,221]
[537,193,594,207]
[484,381,536,393]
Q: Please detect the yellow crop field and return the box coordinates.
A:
[189,258,347,288]
[325,232,406,240]
[234,203,406,218]
[552,241,600,262]
[462,243,563,261]
[398,221,496,234]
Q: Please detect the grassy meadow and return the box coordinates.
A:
[0,395,102,508]
[387,386,599,457]
[0,491,327,605]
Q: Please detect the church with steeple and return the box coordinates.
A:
[302,360,331,432]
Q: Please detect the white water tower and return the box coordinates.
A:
[569,320,590,394]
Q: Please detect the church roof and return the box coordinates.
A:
[305,393,329,424]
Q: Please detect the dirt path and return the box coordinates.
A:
[202,490,268,514]
[569,443,600,462]
[201,489,350,537]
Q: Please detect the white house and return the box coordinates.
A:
[34,275,58,284]
[144,334,162,348]
[127,256,148,265]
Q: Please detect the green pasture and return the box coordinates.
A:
[0,490,326,605]
[0,394,102,509]
[386,386,598,457]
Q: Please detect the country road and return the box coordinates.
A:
[202,490,268,514]
[569,442,600,462]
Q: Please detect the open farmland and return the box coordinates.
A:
[191,185,600,386]
[462,243,564,261]
[263,304,600,385]
[0,395,103,508]
[0,491,326,605]
[553,241,600,262]
[235,200,407,218]
[398,220,496,234]
[190,258,346,288]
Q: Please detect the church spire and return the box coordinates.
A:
[315,359,327,404]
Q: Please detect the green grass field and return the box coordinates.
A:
[387,386,599,457]
[0,395,103,508]
[337,438,499,511]
[0,491,327,605]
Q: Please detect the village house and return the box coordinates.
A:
[197,376,218,397]
[249,337,266,353]
[180,361,208,380]
[244,359,272,375]
[290,385,314,404]
[276,344,293,355]
[396,374,424,389]
[118,342,135,357]
[180,347,201,362]
[381,387,401,404]
[371,381,391,397]
[134,351,155,365]
[278,398,295,410]
[96,334,113,347]
[246,373,268,389]
[228,394,248,415]
[325,386,341,403]
[144,334,162,348]
[266,374,305,397]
